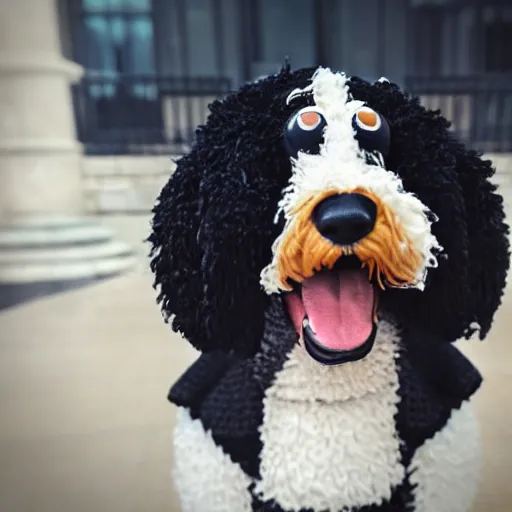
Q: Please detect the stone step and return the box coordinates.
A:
[0,240,132,264]
[0,252,136,283]
[0,217,112,248]
[0,217,136,284]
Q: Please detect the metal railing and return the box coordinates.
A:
[72,73,512,155]
[405,74,512,153]
[72,74,232,155]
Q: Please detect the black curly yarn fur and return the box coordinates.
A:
[149,67,509,356]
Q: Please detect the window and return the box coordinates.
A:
[484,21,512,72]
[184,0,221,76]
[76,0,156,97]
[243,0,316,81]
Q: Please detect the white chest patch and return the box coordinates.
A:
[254,322,404,511]
[410,401,481,512]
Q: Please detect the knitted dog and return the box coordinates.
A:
[149,67,509,512]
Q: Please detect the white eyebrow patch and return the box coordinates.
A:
[286,82,314,105]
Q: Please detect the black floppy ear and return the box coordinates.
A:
[456,149,509,339]
[149,152,206,352]
[149,148,278,356]
[148,135,280,357]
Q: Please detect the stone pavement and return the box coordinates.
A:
[0,211,511,512]
[0,270,195,512]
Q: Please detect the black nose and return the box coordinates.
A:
[312,193,377,245]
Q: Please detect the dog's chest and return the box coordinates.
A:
[255,327,404,511]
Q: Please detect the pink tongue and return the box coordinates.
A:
[301,269,374,351]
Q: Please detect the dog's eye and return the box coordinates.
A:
[284,106,327,158]
[352,106,390,158]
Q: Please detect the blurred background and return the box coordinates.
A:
[0,0,511,511]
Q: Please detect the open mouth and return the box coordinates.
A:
[284,256,379,366]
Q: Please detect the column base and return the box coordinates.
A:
[0,216,136,309]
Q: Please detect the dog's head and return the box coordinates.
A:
[150,67,509,363]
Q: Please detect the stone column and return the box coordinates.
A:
[0,0,135,306]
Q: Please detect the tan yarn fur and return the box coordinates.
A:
[277,188,422,290]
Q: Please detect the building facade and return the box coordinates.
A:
[55,0,512,213]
